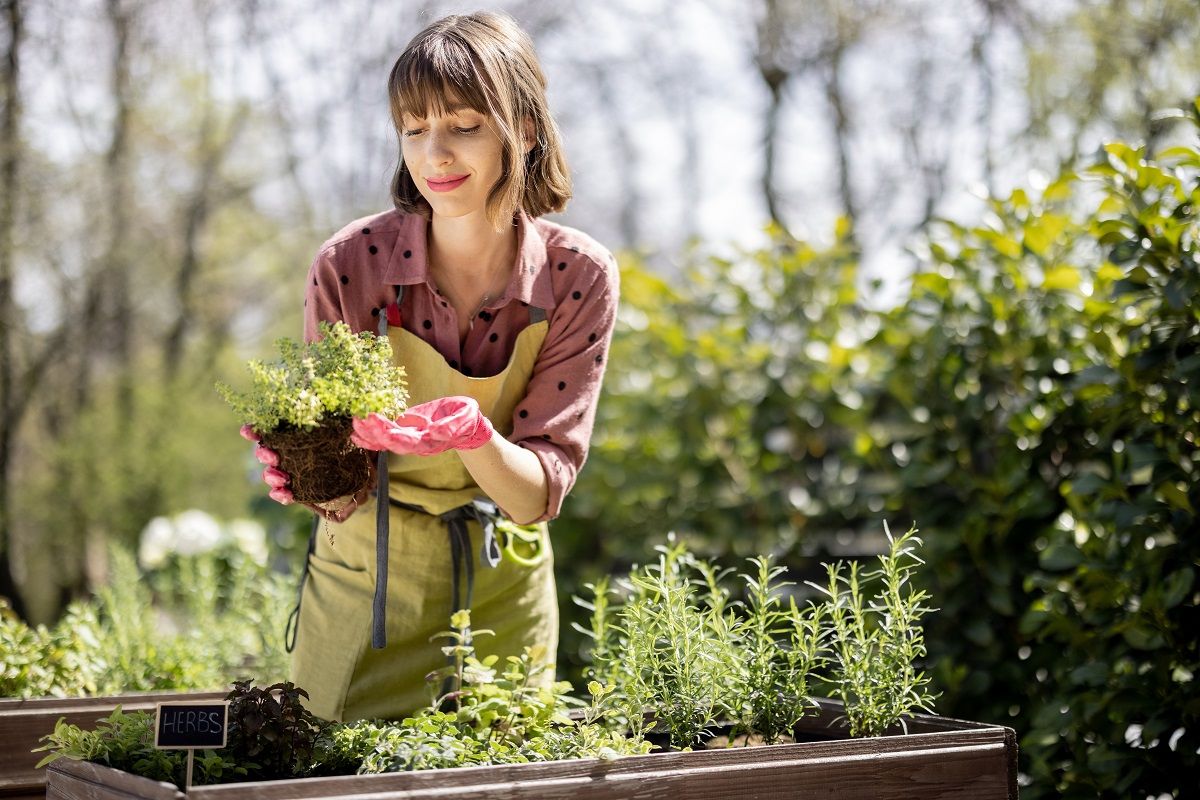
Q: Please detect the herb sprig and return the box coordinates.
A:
[217,320,408,434]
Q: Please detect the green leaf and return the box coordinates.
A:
[1160,569,1195,609]
[1110,240,1141,264]
[1042,265,1081,291]
[1121,623,1165,651]
[1157,482,1194,513]
[1038,541,1083,571]
[1068,661,1110,688]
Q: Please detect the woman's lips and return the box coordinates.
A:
[426,175,469,192]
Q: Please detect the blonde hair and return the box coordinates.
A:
[388,12,572,231]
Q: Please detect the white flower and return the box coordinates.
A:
[172,509,226,556]
[227,518,268,565]
[138,516,175,569]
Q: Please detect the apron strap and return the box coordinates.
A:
[284,515,320,653]
[372,294,397,649]
[438,498,505,618]
[388,496,504,698]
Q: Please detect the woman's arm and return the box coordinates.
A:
[457,437,550,525]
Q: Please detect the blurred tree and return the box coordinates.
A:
[3,0,319,622]
[0,0,27,617]
[747,0,887,248]
[1022,0,1200,165]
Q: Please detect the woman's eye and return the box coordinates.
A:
[403,128,424,137]
[455,126,480,134]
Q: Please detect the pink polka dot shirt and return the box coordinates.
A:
[302,208,618,523]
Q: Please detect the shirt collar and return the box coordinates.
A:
[507,210,555,309]
[383,210,555,310]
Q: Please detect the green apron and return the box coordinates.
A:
[287,290,557,722]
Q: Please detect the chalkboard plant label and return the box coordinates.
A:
[154,700,230,792]
[154,700,229,750]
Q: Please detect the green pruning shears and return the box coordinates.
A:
[493,518,547,567]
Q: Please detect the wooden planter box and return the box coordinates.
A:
[0,691,226,800]
[45,698,1018,799]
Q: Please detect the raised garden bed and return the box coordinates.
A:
[45,698,1017,799]
[0,691,225,800]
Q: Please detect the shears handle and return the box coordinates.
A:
[494,519,546,567]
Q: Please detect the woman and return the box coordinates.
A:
[244,11,617,722]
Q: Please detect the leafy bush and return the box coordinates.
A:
[1,544,291,698]
[217,320,408,434]
[557,98,1200,797]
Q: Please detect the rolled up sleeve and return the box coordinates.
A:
[511,263,619,522]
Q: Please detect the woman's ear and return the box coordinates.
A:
[523,116,536,154]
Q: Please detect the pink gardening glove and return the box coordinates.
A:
[239,424,366,521]
[351,396,494,456]
[240,424,295,505]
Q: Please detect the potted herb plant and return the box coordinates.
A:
[217,321,408,507]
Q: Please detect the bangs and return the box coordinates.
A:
[391,35,496,121]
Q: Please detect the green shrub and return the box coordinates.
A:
[558,98,1200,800]
[1,544,291,698]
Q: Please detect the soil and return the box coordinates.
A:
[644,725,833,753]
[704,732,797,749]
[260,416,373,504]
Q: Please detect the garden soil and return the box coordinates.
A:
[260,416,372,504]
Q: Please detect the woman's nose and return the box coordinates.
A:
[425,131,453,165]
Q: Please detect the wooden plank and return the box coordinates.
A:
[0,692,225,798]
[42,699,1019,800]
[796,698,1007,737]
[46,761,183,800]
[189,728,1015,800]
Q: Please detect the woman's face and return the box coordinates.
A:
[400,99,506,222]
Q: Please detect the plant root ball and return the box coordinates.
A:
[260,416,373,504]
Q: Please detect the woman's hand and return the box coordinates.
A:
[351,396,493,455]
[239,424,368,522]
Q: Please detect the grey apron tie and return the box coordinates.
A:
[390,495,505,699]
[387,496,505,639]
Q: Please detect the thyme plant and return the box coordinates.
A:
[813,522,939,737]
[216,320,408,434]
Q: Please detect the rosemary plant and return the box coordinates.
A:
[725,556,827,745]
[585,538,736,749]
[813,522,939,737]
